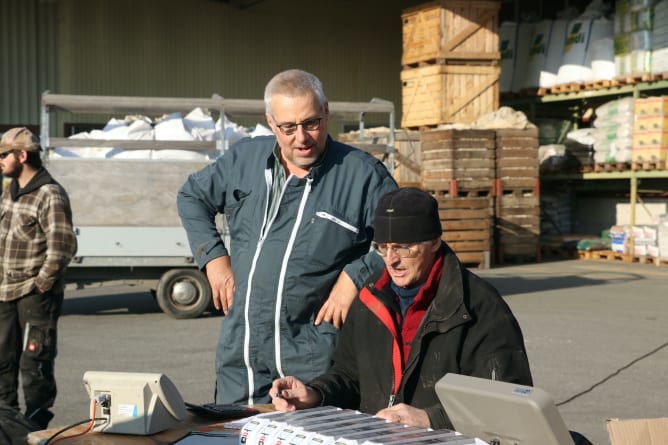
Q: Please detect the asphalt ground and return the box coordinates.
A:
[28,258,668,445]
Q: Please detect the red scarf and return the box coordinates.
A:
[397,250,444,366]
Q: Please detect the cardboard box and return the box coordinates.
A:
[634,114,668,131]
[634,96,668,116]
[632,130,668,147]
[607,418,668,445]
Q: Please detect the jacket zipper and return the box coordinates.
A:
[243,167,283,405]
[274,175,313,378]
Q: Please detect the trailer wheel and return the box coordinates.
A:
[156,269,212,319]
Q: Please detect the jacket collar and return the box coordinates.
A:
[9,167,54,201]
[267,135,334,185]
[427,243,472,330]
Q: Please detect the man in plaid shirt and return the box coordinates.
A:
[0,127,77,429]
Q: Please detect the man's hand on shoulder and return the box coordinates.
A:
[205,256,235,314]
[315,271,357,329]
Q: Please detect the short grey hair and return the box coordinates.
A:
[264,69,327,116]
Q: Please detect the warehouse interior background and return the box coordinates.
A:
[2,0,667,269]
[1,0,594,128]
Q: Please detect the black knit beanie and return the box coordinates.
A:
[374,187,442,244]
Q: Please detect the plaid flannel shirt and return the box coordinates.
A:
[0,168,77,302]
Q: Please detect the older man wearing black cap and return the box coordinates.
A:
[270,187,532,430]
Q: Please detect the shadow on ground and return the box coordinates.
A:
[481,271,646,297]
[62,288,162,315]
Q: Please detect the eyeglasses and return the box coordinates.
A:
[372,242,422,259]
[0,151,15,159]
[275,117,322,136]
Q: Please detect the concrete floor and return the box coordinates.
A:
[28,257,668,445]
[477,258,668,445]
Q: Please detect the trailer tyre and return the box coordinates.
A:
[156,269,212,319]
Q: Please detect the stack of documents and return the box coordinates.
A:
[236,406,487,445]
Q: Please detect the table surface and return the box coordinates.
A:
[27,404,275,445]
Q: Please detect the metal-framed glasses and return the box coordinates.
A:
[275,117,322,136]
[372,242,422,259]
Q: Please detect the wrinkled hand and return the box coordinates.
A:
[269,376,322,412]
[375,403,430,428]
[205,256,235,314]
[315,271,358,329]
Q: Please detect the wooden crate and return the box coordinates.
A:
[337,129,422,183]
[495,192,541,263]
[402,0,500,66]
[431,195,493,268]
[401,64,500,128]
[421,129,495,192]
[495,128,540,191]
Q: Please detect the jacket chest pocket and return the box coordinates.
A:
[224,189,254,244]
[306,210,361,267]
[12,213,39,242]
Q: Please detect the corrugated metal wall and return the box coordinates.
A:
[0,0,58,128]
[4,0,416,133]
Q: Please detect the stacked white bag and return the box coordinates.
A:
[592,97,635,163]
[556,0,614,85]
[651,0,668,74]
[500,21,518,93]
[523,17,575,89]
[615,0,656,76]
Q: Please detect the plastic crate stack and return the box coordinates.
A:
[400,1,500,129]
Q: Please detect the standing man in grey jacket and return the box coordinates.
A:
[177,69,398,405]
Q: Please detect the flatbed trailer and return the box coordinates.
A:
[41,92,395,318]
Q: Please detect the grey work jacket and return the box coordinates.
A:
[177,135,397,404]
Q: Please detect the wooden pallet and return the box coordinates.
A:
[631,160,668,171]
[583,79,621,90]
[578,250,668,267]
[594,162,631,173]
[402,58,499,70]
[650,71,668,81]
[549,82,583,94]
[615,73,654,85]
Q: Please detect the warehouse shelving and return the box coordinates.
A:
[502,78,668,258]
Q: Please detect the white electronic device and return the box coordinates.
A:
[435,373,575,445]
[83,370,188,435]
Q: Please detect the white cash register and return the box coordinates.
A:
[435,373,575,445]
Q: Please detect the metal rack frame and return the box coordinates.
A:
[40,92,396,173]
